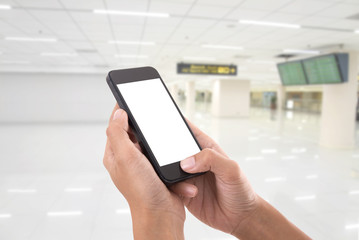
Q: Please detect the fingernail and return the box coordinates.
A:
[113,109,122,120]
[181,156,195,171]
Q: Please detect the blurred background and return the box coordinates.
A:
[0,0,359,239]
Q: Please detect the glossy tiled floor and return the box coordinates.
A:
[0,106,359,240]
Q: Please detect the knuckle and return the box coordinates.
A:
[201,147,213,156]
[197,148,216,170]
[201,148,215,160]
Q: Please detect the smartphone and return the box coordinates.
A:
[106,66,203,185]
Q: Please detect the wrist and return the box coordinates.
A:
[230,193,262,238]
[232,196,310,240]
[130,205,185,240]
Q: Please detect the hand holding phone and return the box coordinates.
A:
[106,66,203,185]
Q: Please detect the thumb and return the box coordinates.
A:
[106,108,132,157]
[112,108,129,132]
[180,148,240,180]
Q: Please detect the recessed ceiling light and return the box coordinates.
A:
[0,5,11,10]
[5,37,57,42]
[183,56,217,61]
[239,20,301,29]
[1,60,30,64]
[283,49,320,55]
[93,9,169,18]
[0,214,12,218]
[201,44,243,50]
[115,54,149,59]
[355,30,359,34]
[41,52,77,57]
[108,40,155,46]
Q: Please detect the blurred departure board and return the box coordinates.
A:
[177,63,237,75]
[277,61,307,86]
[303,54,343,84]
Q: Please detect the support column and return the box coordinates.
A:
[276,84,285,110]
[185,81,195,117]
[211,79,250,117]
[319,52,359,148]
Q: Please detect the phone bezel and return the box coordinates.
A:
[106,66,203,185]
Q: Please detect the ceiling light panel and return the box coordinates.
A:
[5,37,57,42]
[283,49,320,55]
[41,52,78,57]
[1,60,31,64]
[239,20,301,29]
[0,5,11,9]
[93,9,169,18]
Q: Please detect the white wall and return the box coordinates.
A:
[0,72,115,123]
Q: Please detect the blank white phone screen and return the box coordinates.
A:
[117,78,200,167]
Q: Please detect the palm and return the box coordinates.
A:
[181,120,256,234]
[183,172,244,234]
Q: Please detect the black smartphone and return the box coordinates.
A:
[106,66,203,185]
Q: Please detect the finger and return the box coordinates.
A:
[109,104,120,123]
[180,148,239,180]
[110,104,139,144]
[186,119,228,157]
[170,182,198,198]
[106,108,136,158]
[109,104,132,134]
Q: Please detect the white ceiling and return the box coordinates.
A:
[0,0,359,84]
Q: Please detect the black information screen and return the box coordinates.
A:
[303,55,343,84]
[277,61,307,86]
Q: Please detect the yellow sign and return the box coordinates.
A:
[177,63,237,76]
